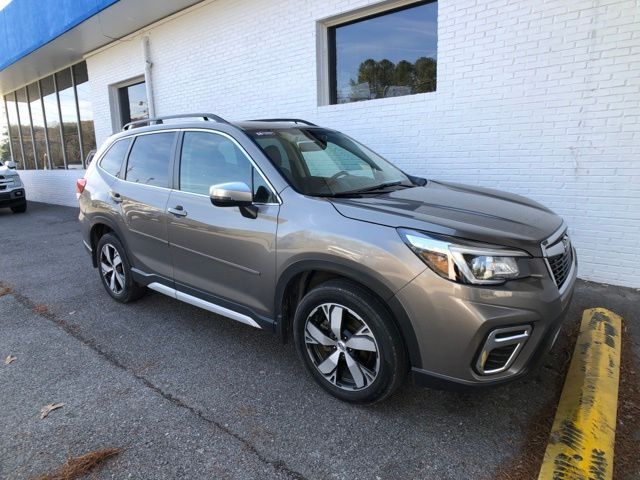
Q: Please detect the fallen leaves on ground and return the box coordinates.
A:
[40,403,65,419]
[30,447,121,480]
[33,304,49,314]
[0,286,12,297]
[4,355,17,365]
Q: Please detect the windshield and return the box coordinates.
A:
[247,128,412,196]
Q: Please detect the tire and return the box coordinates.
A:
[11,201,27,213]
[96,233,145,303]
[293,279,408,404]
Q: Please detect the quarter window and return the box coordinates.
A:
[328,1,438,104]
[179,131,275,202]
[99,138,131,178]
[125,133,175,187]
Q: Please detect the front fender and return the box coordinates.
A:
[274,257,423,369]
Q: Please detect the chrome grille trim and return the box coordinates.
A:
[541,224,576,292]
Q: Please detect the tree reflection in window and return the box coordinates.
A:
[331,1,437,104]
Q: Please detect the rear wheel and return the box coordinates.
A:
[293,279,408,404]
[11,201,26,213]
[96,233,145,303]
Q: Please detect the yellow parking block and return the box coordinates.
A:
[538,308,622,480]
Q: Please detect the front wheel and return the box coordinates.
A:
[293,279,408,404]
[11,201,27,213]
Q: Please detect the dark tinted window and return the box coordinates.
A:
[99,139,131,178]
[125,133,175,187]
[330,1,437,104]
[180,131,274,202]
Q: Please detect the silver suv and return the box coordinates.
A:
[78,114,576,404]
[0,161,27,213]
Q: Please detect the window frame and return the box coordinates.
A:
[317,0,437,106]
[174,129,281,205]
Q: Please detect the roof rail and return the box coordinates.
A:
[249,118,317,126]
[122,113,229,131]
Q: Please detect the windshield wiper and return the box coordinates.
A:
[328,181,410,197]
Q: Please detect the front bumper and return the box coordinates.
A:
[0,188,26,208]
[395,250,577,388]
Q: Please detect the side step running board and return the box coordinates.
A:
[147,282,261,329]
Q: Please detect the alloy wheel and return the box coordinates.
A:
[304,303,380,391]
[100,243,125,295]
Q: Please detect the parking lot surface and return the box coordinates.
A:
[1,203,638,479]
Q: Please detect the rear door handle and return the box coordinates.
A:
[167,205,187,217]
[109,191,122,203]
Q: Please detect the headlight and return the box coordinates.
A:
[8,175,22,188]
[398,229,530,285]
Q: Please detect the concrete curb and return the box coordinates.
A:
[538,308,622,479]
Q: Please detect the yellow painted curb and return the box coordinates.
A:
[538,308,622,480]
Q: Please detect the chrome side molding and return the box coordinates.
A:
[147,282,261,329]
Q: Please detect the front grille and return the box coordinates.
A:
[0,185,5,190]
[544,234,573,288]
[548,248,573,287]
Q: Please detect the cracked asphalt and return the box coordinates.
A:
[1,203,638,479]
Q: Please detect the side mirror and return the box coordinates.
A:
[210,182,258,219]
[209,182,253,207]
[5,160,17,169]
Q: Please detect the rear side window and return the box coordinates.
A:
[99,139,131,178]
[125,132,176,187]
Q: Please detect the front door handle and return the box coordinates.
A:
[109,191,122,203]
[167,205,188,217]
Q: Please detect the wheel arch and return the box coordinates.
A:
[88,216,129,268]
[275,259,423,368]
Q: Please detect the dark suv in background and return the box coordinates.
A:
[78,114,576,404]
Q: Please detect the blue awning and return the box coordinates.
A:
[0,0,119,71]
[0,0,202,94]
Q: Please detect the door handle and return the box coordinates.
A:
[109,191,122,203]
[167,205,188,217]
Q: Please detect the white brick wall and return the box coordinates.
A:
[19,170,84,207]
[83,0,640,287]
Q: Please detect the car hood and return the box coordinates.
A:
[329,180,563,256]
[0,166,19,176]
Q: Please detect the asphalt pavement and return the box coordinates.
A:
[0,203,638,479]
